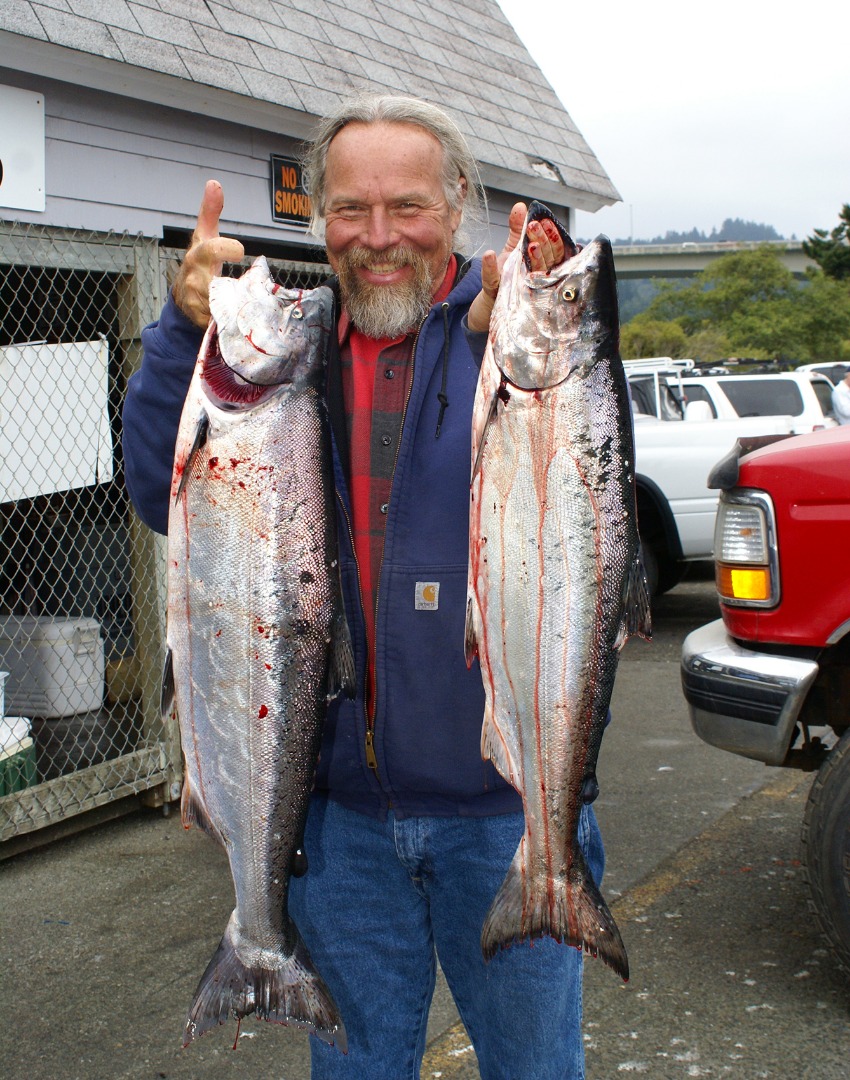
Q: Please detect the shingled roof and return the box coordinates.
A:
[0,0,620,211]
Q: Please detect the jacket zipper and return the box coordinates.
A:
[365,320,425,777]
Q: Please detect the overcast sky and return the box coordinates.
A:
[497,0,850,242]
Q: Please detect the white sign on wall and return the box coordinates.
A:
[0,85,45,212]
[0,340,114,501]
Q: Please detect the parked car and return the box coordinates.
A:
[797,362,850,386]
[679,372,837,432]
[623,358,794,593]
[681,426,850,973]
[628,374,685,421]
[624,357,692,420]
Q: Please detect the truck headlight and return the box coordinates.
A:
[714,490,779,607]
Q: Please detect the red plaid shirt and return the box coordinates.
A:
[339,256,457,716]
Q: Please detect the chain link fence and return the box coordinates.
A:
[0,221,330,855]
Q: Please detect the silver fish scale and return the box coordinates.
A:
[467,229,644,980]
[171,387,335,951]
[167,262,347,1048]
[471,356,632,808]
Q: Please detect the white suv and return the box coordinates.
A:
[679,372,837,433]
[796,362,849,385]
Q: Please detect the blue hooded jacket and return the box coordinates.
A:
[122,257,522,820]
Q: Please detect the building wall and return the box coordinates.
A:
[1,66,571,257]
[1,67,314,246]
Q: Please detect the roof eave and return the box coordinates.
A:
[477,161,621,213]
[0,31,319,139]
[1,30,622,212]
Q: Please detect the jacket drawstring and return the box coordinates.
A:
[435,301,450,438]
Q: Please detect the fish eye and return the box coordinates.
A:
[290,307,304,320]
[562,287,577,302]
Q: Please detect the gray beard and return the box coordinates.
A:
[337,246,438,339]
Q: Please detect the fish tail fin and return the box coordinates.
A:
[480,839,629,982]
[184,914,347,1052]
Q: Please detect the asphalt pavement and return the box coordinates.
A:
[1,566,848,1079]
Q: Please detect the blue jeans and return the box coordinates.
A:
[288,796,605,1079]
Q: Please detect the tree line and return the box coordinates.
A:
[619,204,850,364]
[612,218,786,246]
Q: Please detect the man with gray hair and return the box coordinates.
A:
[123,93,604,1078]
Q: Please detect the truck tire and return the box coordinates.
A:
[640,541,684,598]
[801,728,850,976]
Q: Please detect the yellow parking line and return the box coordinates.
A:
[422,769,810,1078]
[613,769,806,923]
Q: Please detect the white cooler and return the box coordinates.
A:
[0,616,105,719]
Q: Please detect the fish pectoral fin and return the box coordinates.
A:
[175,411,210,503]
[618,550,652,647]
[327,606,356,701]
[470,386,502,483]
[464,596,479,668]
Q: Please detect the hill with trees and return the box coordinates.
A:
[607,218,787,247]
[612,206,850,347]
[618,210,850,364]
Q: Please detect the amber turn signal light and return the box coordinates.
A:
[716,563,772,603]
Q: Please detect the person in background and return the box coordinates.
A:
[122,93,604,1080]
[831,369,850,425]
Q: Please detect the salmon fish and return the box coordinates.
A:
[465,203,650,980]
[165,256,352,1048]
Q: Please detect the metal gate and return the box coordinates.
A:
[0,221,330,855]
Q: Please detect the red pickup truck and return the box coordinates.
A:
[681,425,850,973]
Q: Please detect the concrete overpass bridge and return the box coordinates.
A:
[610,240,815,279]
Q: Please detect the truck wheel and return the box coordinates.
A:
[640,542,684,597]
[801,728,850,976]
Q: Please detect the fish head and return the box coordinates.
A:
[207,256,334,389]
[495,202,618,391]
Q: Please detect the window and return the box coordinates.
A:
[719,379,804,417]
[682,384,717,418]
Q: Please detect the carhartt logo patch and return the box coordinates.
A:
[415,582,440,610]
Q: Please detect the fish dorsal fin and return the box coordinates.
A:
[471,382,506,483]
[615,552,653,649]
